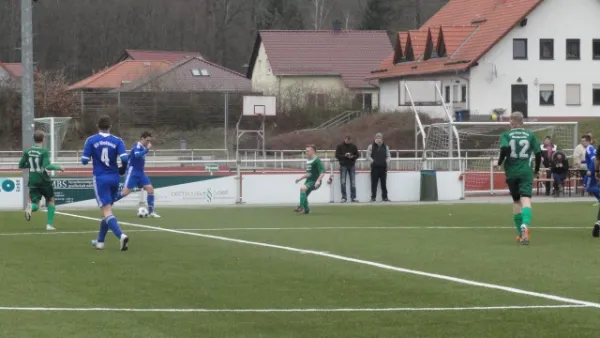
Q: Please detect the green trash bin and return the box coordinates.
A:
[420,170,438,201]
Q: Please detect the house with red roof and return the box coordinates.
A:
[68,60,172,91]
[371,0,600,119]
[117,49,203,63]
[247,28,392,111]
[116,57,251,92]
[0,62,22,88]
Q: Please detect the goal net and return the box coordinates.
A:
[423,122,578,195]
[34,117,72,168]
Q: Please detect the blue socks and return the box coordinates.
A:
[147,194,155,214]
[97,217,109,243]
[106,215,123,239]
[113,191,124,203]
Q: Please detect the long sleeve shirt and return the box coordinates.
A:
[573,144,587,170]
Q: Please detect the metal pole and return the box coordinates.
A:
[224,93,228,158]
[21,0,34,209]
[50,117,55,176]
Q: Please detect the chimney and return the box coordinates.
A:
[332,20,342,32]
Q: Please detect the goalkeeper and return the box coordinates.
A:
[18,130,64,230]
[295,145,325,214]
[497,112,541,245]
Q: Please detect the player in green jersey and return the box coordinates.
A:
[497,112,541,245]
[295,145,325,214]
[18,130,64,230]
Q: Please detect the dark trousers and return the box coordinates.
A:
[371,166,388,199]
[552,172,567,194]
[580,170,588,196]
[340,165,356,200]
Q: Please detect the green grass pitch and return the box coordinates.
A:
[0,202,600,337]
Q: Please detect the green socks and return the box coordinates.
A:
[47,205,56,226]
[522,207,532,227]
[31,203,39,212]
[513,213,523,236]
[300,191,308,210]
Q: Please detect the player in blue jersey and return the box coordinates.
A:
[114,131,160,217]
[81,115,130,251]
[580,135,600,237]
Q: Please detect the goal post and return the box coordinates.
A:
[423,121,579,196]
[33,117,72,171]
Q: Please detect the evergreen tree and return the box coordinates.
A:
[258,0,304,30]
[361,0,392,30]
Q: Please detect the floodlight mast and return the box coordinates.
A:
[21,0,35,209]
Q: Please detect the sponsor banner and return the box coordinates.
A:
[0,177,23,209]
[330,171,462,202]
[52,175,237,208]
[242,172,463,204]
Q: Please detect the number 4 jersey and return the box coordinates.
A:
[18,145,52,187]
[82,133,127,177]
[499,128,541,179]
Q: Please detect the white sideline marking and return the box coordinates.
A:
[56,211,600,309]
[177,226,591,231]
[0,304,588,313]
[0,226,591,239]
[0,230,159,237]
[0,226,590,238]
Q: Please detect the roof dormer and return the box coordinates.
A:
[393,32,408,64]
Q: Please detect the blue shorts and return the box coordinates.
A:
[124,168,151,190]
[93,175,119,208]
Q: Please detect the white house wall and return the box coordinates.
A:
[379,76,468,119]
[470,0,600,118]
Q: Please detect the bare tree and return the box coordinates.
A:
[308,0,335,30]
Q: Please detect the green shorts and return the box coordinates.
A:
[304,181,320,196]
[29,183,55,204]
[506,176,533,201]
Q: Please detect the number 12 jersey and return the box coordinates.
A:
[499,128,541,179]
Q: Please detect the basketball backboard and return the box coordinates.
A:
[243,96,276,116]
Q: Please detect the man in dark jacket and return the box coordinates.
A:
[551,151,569,196]
[367,132,391,202]
[540,136,557,195]
[335,135,359,202]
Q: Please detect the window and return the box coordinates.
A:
[566,39,580,60]
[593,84,600,106]
[513,39,528,59]
[539,84,554,106]
[461,85,467,103]
[539,39,554,59]
[444,86,450,103]
[566,84,581,105]
[191,69,209,76]
[593,40,600,60]
[308,93,327,108]
[452,85,460,102]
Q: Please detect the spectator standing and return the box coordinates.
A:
[335,135,359,203]
[367,133,391,202]
[551,151,569,196]
[573,134,591,194]
[540,136,557,195]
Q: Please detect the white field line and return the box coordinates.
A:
[56,211,600,309]
[0,304,589,313]
[0,225,591,237]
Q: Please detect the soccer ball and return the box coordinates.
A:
[137,207,149,218]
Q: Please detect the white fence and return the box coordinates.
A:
[0,158,467,210]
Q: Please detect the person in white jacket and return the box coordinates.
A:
[573,133,593,195]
